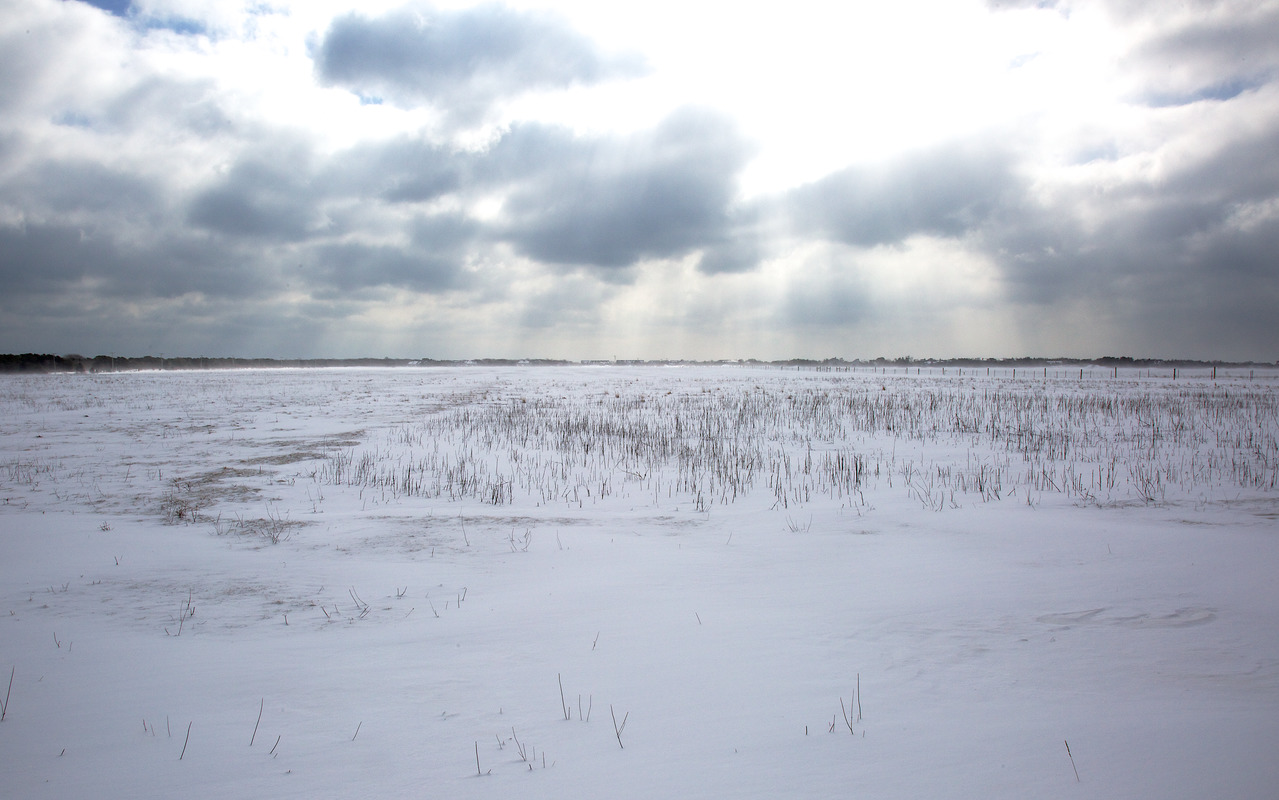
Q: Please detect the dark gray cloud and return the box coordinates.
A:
[977,114,1279,356]
[175,105,756,279]
[697,234,762,275]
[788,144,1018,247]
[317,137,463,203]
[188,143,321,240]
[992,118,1279,303]
[308,213,477,294]
[975,0,1279,352]
[309,242,457,296]
[315,3,645,115]
[772,89,1279,358]
[7,158,159,218]
[252,107,757,278]
[0,220,276,301]
[998,211,1279,356]
[491,109,753,269]
[0,223,120,291]
[138,233,283,299]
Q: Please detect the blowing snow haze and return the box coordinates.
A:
[1,0,1277,361]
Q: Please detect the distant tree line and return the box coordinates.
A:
[0,354,578,373]
[0,353,1271,374]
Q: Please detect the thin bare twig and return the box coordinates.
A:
[610,705,628,749]
[250,698,263,745]
[1065,740,1080,782]
[558,673,570,720]
[1,666,13,722]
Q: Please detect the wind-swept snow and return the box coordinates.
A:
[2,366,1277,798]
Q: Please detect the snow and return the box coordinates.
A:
[2,366,1278,798]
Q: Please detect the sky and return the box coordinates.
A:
[1,0,1277,361]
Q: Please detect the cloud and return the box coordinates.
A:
[788,144,1018,247]
[974,92,1279,358]
[514,274,609,330]
[100,75,234,137]
[128,233,284,299]
[0,0,119,115]
[6,158,160,220]
[0,219,278,303]
[696,235,763,275]
[197,106,761,283]
[315,2,645,117]
[308,213,477,294]
[994,93,1279,295]
[308,242,460,296]
[491,108,754,270]
[1122,2,1279,106]
[188,144,322,240]
[0,223,120,291]
[990,0,1279,108]
[317,136,463,204]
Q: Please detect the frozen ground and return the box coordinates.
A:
[1,365,1277,799]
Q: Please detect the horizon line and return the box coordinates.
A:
[3,353,1278,372]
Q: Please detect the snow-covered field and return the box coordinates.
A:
[2,365,1277,799]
